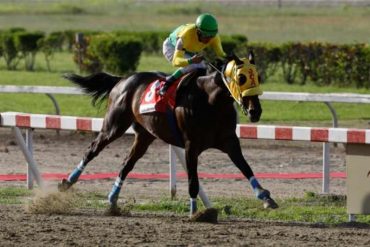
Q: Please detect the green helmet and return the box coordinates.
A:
[196,13,218,37]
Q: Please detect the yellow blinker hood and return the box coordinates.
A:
[223,58,263,103]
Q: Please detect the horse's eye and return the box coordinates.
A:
[238,74,246,85]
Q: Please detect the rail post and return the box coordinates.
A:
[169,145,177,199]
[322,142,330,193]
[26,129,34,189]
[172,146,212,208]
[12,127,43,188]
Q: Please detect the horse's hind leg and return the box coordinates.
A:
[219,136,278,209]
[58,106,133,191]
[107,124,155,214]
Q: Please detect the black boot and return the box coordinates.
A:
[159,76,176,96]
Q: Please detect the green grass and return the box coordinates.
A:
[131,193,358,224]
[1,187,369,225]
[0,1,369,44]
[0,187,33,204]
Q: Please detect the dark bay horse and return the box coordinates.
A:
[59,54,278,218]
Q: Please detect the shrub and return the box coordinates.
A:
[258,42,370,88]
[87,34,143,75]
[72,33,101,74]
[14,31,45,71]
[0,29,23,70]
[279,42,301,84]
[113,31,168,54]
[204,34,248,61]
[335,44,370,89]
[247,43,281,83]
[48,31,68,51]
[7,27,26,33]
[220,34,248,55]
[354,44,370,88]
[64,30,102,52]
[38,33,64,71]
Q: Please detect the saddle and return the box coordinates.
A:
[139,71,199,114]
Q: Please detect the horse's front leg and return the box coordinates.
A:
[185,144,200,216]
[220,136,278,209]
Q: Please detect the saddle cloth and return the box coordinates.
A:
[139,78,180,114]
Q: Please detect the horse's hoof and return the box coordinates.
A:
[105,205,122,216]
[190,208,218,223]
[58,179,72,192]
[263,197,279,209]
[256,189,278,209]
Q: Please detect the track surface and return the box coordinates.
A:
[1,205,370,246]
[2,129,369,246]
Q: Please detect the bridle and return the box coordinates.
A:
[207,61,250,115]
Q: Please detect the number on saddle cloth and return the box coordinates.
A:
[139,78,180,114]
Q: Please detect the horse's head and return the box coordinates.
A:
[222,52,263,122]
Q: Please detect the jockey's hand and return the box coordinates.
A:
[215,58,224,67]
[190,54,203,64]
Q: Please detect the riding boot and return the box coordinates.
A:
[158,75,177,96]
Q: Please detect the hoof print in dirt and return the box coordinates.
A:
[190,208,218,223]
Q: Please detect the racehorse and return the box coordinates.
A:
[59,53,278,220]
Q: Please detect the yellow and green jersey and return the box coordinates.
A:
[168,24,226,67]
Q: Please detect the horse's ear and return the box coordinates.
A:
[248,50,255,65]
[225,52,235,62]
[226,52,242,65]
[231,53,243,66]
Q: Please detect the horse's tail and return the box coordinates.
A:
[63,72,122,106]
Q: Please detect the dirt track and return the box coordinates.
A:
[1,128,370,246]
[0,204,370,247]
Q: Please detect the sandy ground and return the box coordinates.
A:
[1,204,370,247]
[1,128,369,246]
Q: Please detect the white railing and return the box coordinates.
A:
[2,112,370,196]
[2,85,370,127]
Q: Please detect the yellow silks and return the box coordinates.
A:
[223,58,263,104]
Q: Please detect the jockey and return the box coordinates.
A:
[159,13,227,96]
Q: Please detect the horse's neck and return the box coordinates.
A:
[197,73,230,104]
